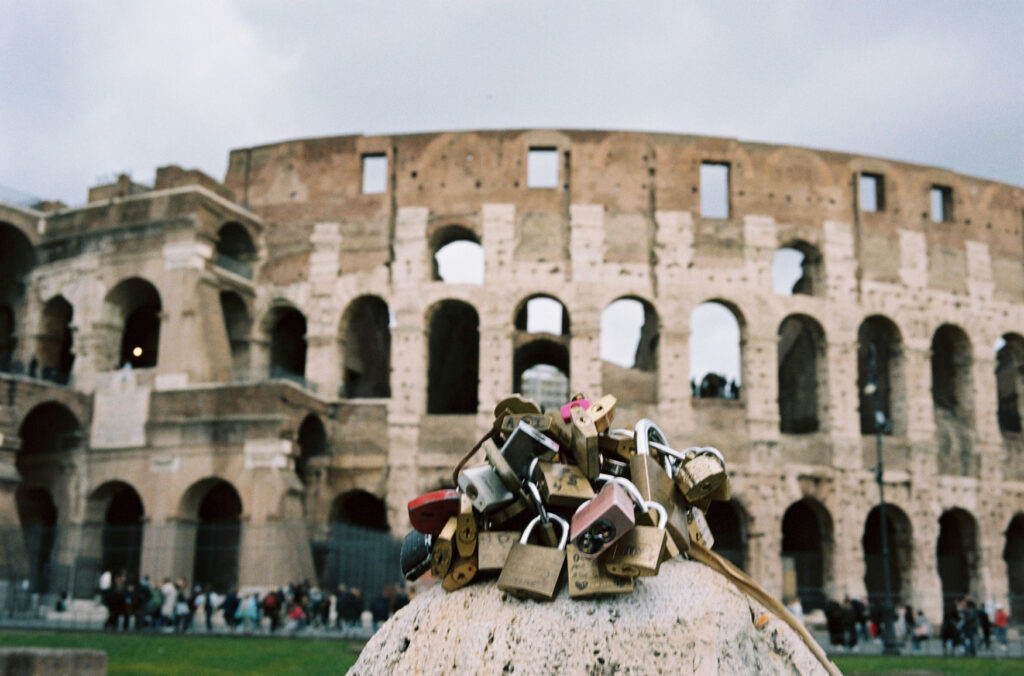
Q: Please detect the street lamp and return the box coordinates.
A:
[866,344,900,655]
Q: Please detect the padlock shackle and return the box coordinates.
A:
[521,512,570,550]
[644,500,668,529]
[610,476,646,510]
[526,456,540,483]
[633,419,667,457]
[526,481,549,523]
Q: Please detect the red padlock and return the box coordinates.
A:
[408,489,461,535]
[569,480,635,559]
[560,398,591,422]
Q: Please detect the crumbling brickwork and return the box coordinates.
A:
[1,132,1023,622]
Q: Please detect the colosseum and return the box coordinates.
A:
[1,129,1022,624]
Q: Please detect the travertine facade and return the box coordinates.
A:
[1,130,1022,623]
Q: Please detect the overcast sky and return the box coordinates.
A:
[1,1,1022,206]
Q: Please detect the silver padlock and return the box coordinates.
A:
[458,464,515,513]
[501,420,560,479]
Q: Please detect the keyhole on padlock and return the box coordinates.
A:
[466,485,478,498]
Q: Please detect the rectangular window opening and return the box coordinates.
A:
[700,162,730,219]
[527,148,559,189]
[362,154,388,194]
[930,185,952,223]
[859,173,884,212]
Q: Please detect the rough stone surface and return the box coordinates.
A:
[351,558,831,675]
[0,648,107,676]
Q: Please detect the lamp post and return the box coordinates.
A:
[866,344,900,655]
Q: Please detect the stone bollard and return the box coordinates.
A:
[0,648,107,676]
[351,558,835,675]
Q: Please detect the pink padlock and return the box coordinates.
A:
[560,398,591,422]
[569,480,635,559]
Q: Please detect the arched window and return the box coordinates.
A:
[341,296,392,398]
[690,301,742,400]
[104,278,162,369]
[600,297,659,403]
[1004,513,1024,621]
[427,300,479,414]
[513,295,570,410]
[778,314,827,434]
[87,482,145,582]
[185,479,243,593]
[862,504,913,608]
[0,222,36,367]
[268,306,307,380]
[773,241,823,296]
[931,325,974,473]
[215,222,257,279]
[220,292,251,379]
[15,486,57,593]
[937,508,979,610]
[705,501,747,572]
[857,316,904,435]
[318,490,397,594]
[296,414,328,482]
[781,498,833,612]
[432,225,483,284]
[995,334,1024,434]
[36,295,74,383]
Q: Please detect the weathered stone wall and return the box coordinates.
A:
[1,130,1023,621]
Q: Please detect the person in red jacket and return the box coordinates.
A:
[993,604,1009,651]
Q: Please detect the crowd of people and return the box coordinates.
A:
[819,594,1011,655]
[95,569,410,636]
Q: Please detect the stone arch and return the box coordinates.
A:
[936,507,979,609]
[995,334,1024,434]
[778,314,828,434]
[773,240,824,297]
[1004,512,1024,621]
[86,481,145,581]
[430,224,483,284]
[427,299,479,414]
[295,413,328,483]
[600,296,659,404]
[103,277,162,370]
[340,295,391,398]
[706,499,749,572]
[180,478,243,593]
[215,221,257,279]
[931,324,974,474]
[17,401,81,478]
[862,503,913,607]
[34,295,74,383]
[513,294,570,410]
[264,304,307,380]
[781,497,834,611]
[15,485,58,593]
[329,489,389,532]
[0,221,36,368]
[690,299,744,400]
[857,315,906,435]
[219,291,251,380]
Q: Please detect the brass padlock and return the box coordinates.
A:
[604,499,669,577]
[610,476,679,561]
[675,447,727,504]
[685,505,715,549]
[569,405,600,479]
[599,429,637,461]
[566,543,633,598]
[477,530,521,573]
[430,516,458,578]
[442,552,478,591]
[494,395,541,418]
[532,458,595,508]
[628,422,690,556]
[526,481,559,547]
[496,513,569,601]
[487,491,530,527]
[581,394,616,433]
[456,493,478,558]
[543,410,573,450]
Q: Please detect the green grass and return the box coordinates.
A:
[0,631,363,676]
[834,655,1024,675]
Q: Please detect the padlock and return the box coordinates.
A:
[400,530,433,582]
[494,395,541,419]
[604,499,670,577]
[483,437,522,491]
[532,458,595,509]
[500,412,552,438]
[569,405,600,479]
[628,422,691,556]
[543,410,573,450]
[458,464,515,513]
[456,493,478,557]
[501,421,560,479]
[431,516,458,578]
[408,488,461,535]
[566,543,633,598]
[487,491,530,527]
[442,552,478,591]
[610,476,679,562]
[600,456,630,478]
[599,428,637,461]
[559,397,591,422]
[526,481,559,547]
[580,394,616,433]
[569,480,635,559]
[685,505,715,549]
[496,513,569,601]
[675,447,727,504]
[477,530,521,573]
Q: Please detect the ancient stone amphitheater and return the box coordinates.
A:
[0,130,1021,624]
